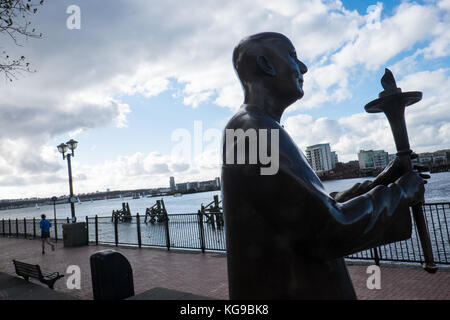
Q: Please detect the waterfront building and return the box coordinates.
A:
[176,182,188,192]
[305,143,333,172]
[331,151,338,169]
[358,150,389,169]
[170,176,176,192]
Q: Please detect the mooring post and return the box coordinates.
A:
[136,213,142,248]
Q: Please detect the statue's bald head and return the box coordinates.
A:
[233,32,290,82]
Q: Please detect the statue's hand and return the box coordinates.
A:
[395,171,427,206]
[372,151,430,187]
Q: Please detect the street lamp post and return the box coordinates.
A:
[51,196,58,241]
[57,139,78,223]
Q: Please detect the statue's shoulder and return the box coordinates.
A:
[225,105,280,131]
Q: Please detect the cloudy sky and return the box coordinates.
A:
[0,0,449,199]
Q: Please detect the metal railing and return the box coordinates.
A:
[1,203,449,266]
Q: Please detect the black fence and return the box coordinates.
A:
[1,203,449,266]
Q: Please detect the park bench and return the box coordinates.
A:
[12,260,64,289]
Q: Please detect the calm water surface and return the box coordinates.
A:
[1,171,449,220]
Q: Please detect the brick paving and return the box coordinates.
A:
[0,236,448,300]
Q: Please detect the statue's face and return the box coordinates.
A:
[268,37,308,102]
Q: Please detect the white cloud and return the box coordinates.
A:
[284,68,450,162]
[0,0,448,198]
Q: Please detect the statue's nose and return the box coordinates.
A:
[298,60,308,74]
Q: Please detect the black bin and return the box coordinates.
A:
[90,249,134,300]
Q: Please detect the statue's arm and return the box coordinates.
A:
[330,180,374,202]
[306,174,418,260]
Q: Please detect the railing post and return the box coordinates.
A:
[114,215,119,247]
[373,247,380,266]
[164,215,170,251]
[67,217,70,224]
[85,216,89,244]
[136,213,142,248]
[197,210,206,253]
[23,218,27,238]
[54,218,58,242]
[15,218,19,237]
[8,219,11,237]
[2,219,4,236]
[33,218,36,238]
[95,215,98,245]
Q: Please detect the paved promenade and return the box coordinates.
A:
[0,237,449,300]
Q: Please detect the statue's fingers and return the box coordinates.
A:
[413,164,429,172]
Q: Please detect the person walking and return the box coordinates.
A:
[40,214,55,254]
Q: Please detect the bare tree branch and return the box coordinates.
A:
[0,0,44,81]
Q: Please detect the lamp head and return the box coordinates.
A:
[66,139,78,157]
[57,143,68,159]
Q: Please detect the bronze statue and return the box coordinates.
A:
[221,32,428,299]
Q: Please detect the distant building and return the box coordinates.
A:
[388,154,396,163]
[432,152,446,165]
[330,151,338,169]
[358,150,389,169]
[170,177,176,192]
[176,182,188,192]
[187,182,199,190]
[413,151,449,166]
[215,177,221,188]
[305,143,333,172]
[198,180,217,190]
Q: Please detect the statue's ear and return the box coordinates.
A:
[256,55,276,77]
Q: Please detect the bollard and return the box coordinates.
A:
[90,249,134,300]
